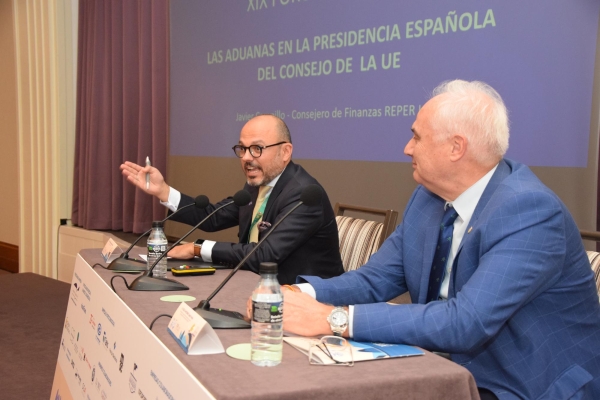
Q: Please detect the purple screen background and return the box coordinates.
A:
[170,0,599,167]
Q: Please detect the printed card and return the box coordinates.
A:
[101,238,123,263]
[167,302,224,355]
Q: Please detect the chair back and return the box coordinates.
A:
[334,203,398,272]
[587,251,600,299]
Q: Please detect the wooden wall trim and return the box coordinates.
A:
[0,241,18,273]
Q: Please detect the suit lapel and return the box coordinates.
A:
[450,159,512,296]
[455,159,512,255]
[262,161,296,221]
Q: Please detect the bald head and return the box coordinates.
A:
[248,114,292,143]
[238,114,293,186]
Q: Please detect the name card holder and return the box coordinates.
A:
[168,302,225,355]
[101,238,123,263]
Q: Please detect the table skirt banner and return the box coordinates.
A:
[49,254,214,399]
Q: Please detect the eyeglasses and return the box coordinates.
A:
[308,335,354,366]
[232,141,287,158]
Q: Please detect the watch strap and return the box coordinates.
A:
[193,239,204,257]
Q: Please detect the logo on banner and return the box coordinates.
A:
[103,331,109,349]
[129,362,138,393]
[109,341,118,362]
[137,388,147,400]
[83,352,92,370]
[129,374,137,393]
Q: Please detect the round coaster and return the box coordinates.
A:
[159,295,196,303]
[226,343,252,361]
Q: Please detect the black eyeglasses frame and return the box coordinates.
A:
[231,141,288,158]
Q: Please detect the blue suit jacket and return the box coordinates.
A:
[301,159,600,399]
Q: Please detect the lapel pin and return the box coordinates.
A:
[467,226,473,234]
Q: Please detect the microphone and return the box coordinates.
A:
[107,195,210,272]
[128,190,252,291]
[194,184,323,329]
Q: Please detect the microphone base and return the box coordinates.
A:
[128,276,189,291]
[193,306,250,329]
[107,257,148,272]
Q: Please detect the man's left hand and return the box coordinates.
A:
[167,242,195,259]
[246,289,334,337]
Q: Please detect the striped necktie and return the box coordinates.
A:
[249,186,270,243]
[426,205,459,302]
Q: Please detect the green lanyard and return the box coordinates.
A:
[247,194,270,243]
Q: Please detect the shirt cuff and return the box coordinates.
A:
[295,283,316,298]
[348,305,354,338]
[159,187,181,212]
[200,240,215,262]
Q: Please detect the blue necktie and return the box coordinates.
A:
[426,205,459,302]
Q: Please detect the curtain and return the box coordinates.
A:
[71,0,169,234]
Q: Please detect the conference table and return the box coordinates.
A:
[2,249,479,399]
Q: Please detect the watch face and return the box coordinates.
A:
[331,310,348,326]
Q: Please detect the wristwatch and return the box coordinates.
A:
[327,307,349,337]
[193,239,204,257]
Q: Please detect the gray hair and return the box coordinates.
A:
[431,80,509,164]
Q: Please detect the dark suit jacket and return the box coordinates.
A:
[302,159,600,399]
[169,161,344,284]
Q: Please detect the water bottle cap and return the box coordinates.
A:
[151,221,164,228]
[259,262,277,274]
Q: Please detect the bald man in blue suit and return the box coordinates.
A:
[281,80,600,399]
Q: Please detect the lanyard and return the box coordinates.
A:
[247,194,270,243]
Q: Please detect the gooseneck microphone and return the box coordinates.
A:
[194,184,323,328]
[108,195,210,272]
[128,190,252,291]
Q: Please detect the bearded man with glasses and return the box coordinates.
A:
[120,114,344,284]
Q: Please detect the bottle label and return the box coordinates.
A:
[252,301,283,324]
[148,245,167,253]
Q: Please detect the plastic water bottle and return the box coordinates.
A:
[251,262,283,367]
[147,221,168,278]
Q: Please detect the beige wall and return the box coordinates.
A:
[0,0,19,246]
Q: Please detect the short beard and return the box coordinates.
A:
[246,168,280,186]
[244,152,285,186]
